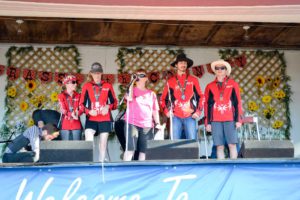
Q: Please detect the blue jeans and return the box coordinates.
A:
[172,116,197,139]
[60,130,82,140]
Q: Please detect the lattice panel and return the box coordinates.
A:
[120,49,178,93]
[230,51,287,139]
[6,47,79,127]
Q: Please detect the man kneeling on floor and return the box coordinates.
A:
[2,122,59,163]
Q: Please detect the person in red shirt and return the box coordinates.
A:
[79,62,118,162]
[58,75,82,140]
[160,53,204,140]
[204,59,243,159]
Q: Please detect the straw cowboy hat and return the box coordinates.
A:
[211,59,232,76]
[171,53,194,68]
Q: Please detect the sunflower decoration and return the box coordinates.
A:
[255,75,265,88]
[263,107,275,120]
[247,101,259,112]
[50,92,59,102]
[239,87,244,94]
[28,118,35,127]
[273,90,286,100]
[272,79,280,89]
[30,95,46,108]
[262,95,272,104]
[272,120,284,129]
[7,86,17,98]
[25,80,37,93]
[20,101,29,112]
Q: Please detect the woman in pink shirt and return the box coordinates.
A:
[123,69,162,161]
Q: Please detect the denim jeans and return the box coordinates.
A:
[172,116,197,139]
[60,130,82,140]
[2,152,35,163]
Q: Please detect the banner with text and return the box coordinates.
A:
[1,161,300,200]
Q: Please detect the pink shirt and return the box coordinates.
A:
[125,87,159,128]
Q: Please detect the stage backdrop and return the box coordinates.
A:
[1,161,300,200]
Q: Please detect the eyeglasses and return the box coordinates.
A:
[215,66,227,71]
[137,74,147,78]
[67,81,77,84]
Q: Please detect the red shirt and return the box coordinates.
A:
[58,91,82,130]
[79,80,118,122]
[160,73,204,118]
[204,77,243,125]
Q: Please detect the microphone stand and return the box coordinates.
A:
[165,74,174,140]
[119,76,136,153]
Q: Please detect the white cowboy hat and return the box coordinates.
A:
[211,59,232,76]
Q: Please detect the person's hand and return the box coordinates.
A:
[155,123,166,130]
[100,105,109,115]
[192,113,199,119]
[236,122,242,129]
[166,112,170,118]
[89,109,97,116]
[71,111,78,120]
[206,124,212,132]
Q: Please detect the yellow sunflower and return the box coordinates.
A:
[50,92,58,102]
[247,101,259,112]
[262,95,272,104]
[273,90,286,100]
[20,101,29,112]
[272,120,284,129]
[272,80,280,89]
[255,76,265,87]
[7,87,17,98]
[263,107,275,120]
[239,87,244,94]
[26,80,37,93]
[28,118,35,127]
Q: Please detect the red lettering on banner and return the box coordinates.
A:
[54,72,67,85]
[7,67,20,81]
[149,72,159,84]
[23,68,36,80]
[38,71,52,83]
[118,74,131,85]
[192,65,205,78]
[0,65,5,76]
[102,74,115,84]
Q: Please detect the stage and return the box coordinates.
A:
[1,158,300,200]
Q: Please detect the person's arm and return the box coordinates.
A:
[27,126,41,162]
[58,93,72,118]
[231,81,243,128]
[79,83,91,115]
[152,92,161,126]
[160,81,171,117]
[192,77,205,118]
[107,83,118,110]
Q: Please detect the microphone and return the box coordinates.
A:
[132,74,139,81]
[132,74,137,79]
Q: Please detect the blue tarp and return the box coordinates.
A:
[1,160,300,200]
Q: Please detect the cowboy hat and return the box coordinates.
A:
[171,53,193,68]
[211,59,232,76]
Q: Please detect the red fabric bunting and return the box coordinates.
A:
[118,73,131,85]
[192,65,205,79]
[148,71,160,84]
[0,65,5,76]
[206,64,214,75]
[102,74,115,84]
[23,68,37,80]
[74,73,86,85]
[7,67,20,81]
